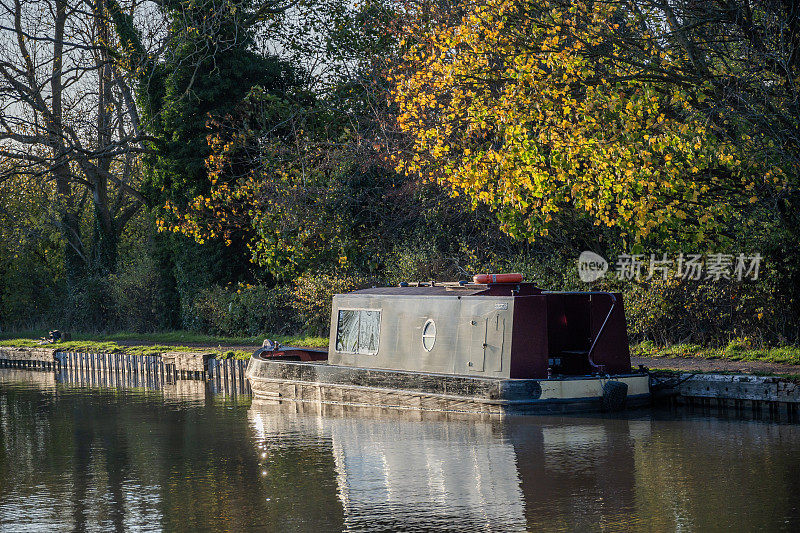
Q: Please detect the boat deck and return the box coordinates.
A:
[246,356,650,415]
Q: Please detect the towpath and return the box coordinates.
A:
[632,355,800,376]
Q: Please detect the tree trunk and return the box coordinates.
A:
[90,0,120,276]
[51,0,87,287]
[92,207,118,275]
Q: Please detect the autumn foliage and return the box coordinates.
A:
[391,0,790,243]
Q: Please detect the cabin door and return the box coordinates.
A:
[468,313,505,373]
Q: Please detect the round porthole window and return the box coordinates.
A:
[422,319,436,351]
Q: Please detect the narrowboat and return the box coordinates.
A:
[246,274,650,415]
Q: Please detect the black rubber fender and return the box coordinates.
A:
[602,380,628,412]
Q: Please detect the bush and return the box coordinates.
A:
[63,274,116,332]
[292,271,375,336]
[501,250,585,290]
[622,276,785,347]
[108,253,171,332]
[725,336,753,353]
[383,243,467,285]
[0,252,61,330]
[190,283,300,336]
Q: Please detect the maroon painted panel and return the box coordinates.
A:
[510,295,549,379]
[479,283,543,296]
[559,295,592,351]
[546,295,568,357]
[260,348,328,361]
[588,293,632,373]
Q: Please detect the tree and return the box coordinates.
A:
[101,0,308,322]
[0,0,147,287]
[156,0,410,279]
[0,167,63,326]
[391,0,798,245]
[135,0,302,209]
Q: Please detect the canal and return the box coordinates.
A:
[1,368,799,532]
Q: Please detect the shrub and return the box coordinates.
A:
[383,243,465,285]
[63,274,116,332]
[190,283,300,336]
[725,336,753,354]
[622,276,785,347]
[0,253,60,330]
[501,251,585,290]
[108,253,171,332]
[292,271,375,336]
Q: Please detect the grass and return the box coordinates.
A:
[0,339,252,359]
[0,329,328,347]
[8,330,797,368]
[632,340,800,366]
[0,330,329,360]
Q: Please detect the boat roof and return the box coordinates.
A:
[348,282,544,297]
[349,286,487,296]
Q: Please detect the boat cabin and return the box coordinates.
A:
[328,279,632,379]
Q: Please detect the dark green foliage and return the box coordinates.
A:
[63,274,116,332]
[0,252,61,330]
[139,0,302,207]
[292,270,377,336]
[108,242,174,332]
[107,0,307,329]
[189,283,301,336]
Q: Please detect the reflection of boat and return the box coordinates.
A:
[247,400,650,532]
[249,401,527,531]
[248,277,650,414]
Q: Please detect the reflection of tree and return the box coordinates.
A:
[71,417,91,532]
[157,396,343,532]
[631,416,800,530]
[507,414,800,531]
[4,381,800,531]
[0,384,344,531]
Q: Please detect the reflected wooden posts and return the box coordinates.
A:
[206,357,250,396]
[788,402,799,423]
[52,351,170,391]
[2,347,253,398]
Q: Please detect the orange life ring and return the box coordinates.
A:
[472,273,524,284]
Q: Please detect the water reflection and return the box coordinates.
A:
[0,373,269,532]
[2,369,800,532]
[248,401,800,532]
[249,402,525,532]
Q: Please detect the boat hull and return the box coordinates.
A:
[246,357,650,415]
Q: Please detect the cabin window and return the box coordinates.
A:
[336,309,381,355]
[422,319,436,351]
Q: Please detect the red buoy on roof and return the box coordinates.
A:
[472,273,524,284]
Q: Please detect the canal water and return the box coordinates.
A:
[1,369,799,532]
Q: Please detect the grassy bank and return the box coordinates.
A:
[4,330,799,367]
[0,330,328,346]
[632,341,800,366]
[0,330,328,360]
[0,339,253,359]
